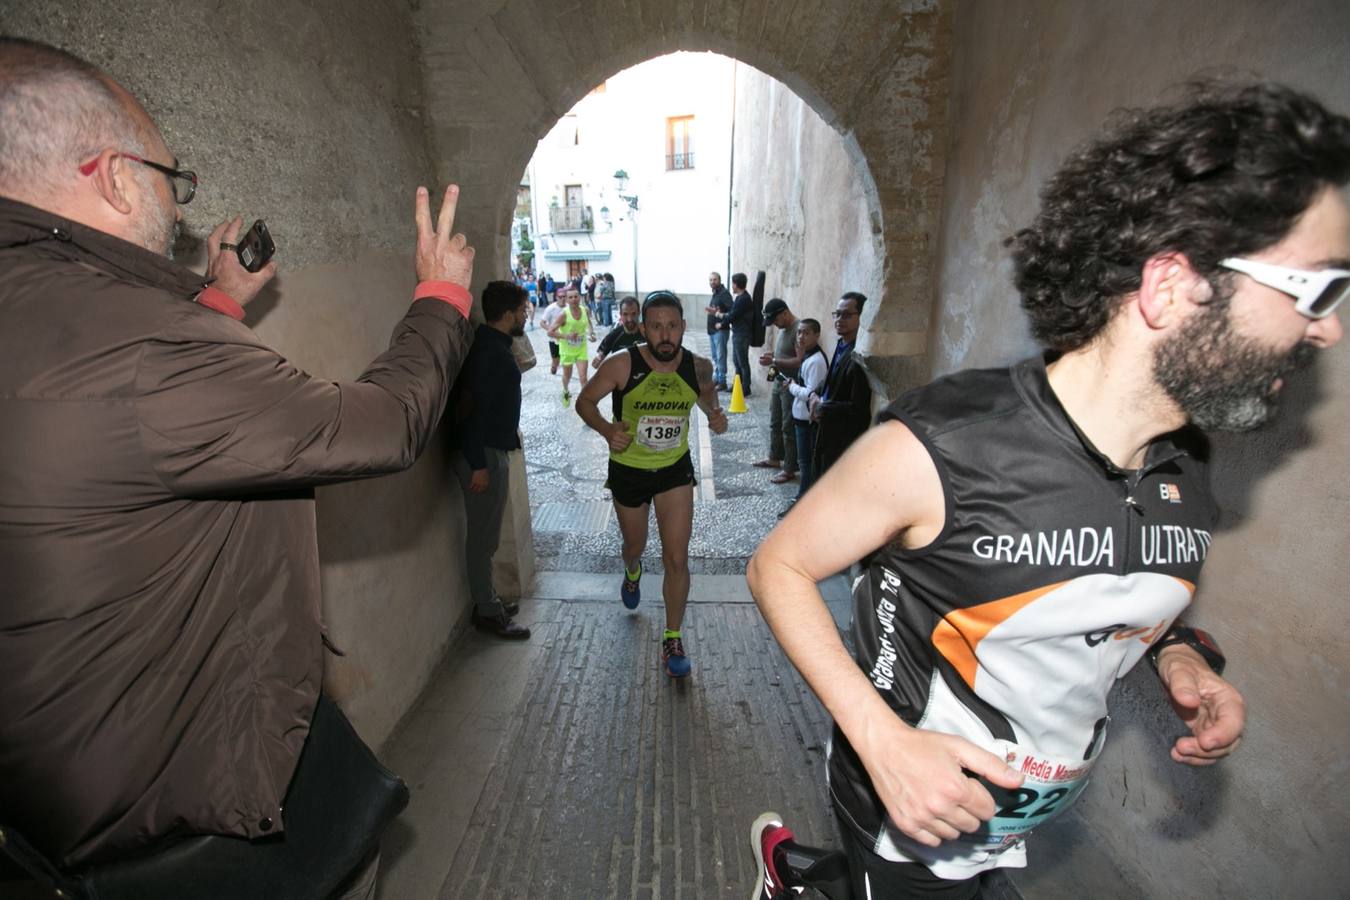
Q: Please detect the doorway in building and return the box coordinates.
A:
[566,259,586,282]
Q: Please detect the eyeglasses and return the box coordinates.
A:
[1218,257,1350,319]
[78,153,198,205]
[831,309,858,319]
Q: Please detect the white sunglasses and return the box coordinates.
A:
[1218,257,1350,319]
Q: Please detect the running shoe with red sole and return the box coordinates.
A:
[750,812,802,899]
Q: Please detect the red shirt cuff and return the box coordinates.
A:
[414,281,472,319]
[196,285,245,321]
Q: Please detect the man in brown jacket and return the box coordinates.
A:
[0,38,476,877]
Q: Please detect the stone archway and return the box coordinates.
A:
[410,0,954,595]
[413,0,954,398]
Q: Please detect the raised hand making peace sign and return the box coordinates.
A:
[414,184,475,288]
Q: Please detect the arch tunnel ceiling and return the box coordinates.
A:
[414,0,953,387]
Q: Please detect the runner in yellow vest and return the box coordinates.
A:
[546,284,596,406]
[576,291,729,677]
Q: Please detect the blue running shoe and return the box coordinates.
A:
[662,636,692,678]
[621,564,641,610]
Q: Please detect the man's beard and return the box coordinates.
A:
[649,341,679,362]
[131,170,178,258]
[510,322,526,337]
[1153,297,1315,432]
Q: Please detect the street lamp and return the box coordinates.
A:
[614,169,639,298]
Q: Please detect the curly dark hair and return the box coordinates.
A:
[1008,81,1350,352]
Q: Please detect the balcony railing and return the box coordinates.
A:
[549,205,593,233]
[666,151,694,170]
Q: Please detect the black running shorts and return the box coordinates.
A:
[607,453,696,508]
[549,340,560,359]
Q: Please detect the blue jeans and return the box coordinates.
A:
[709,329,728,387]
[794,419,816,497]
[731,331,751,396]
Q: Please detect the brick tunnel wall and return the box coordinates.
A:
[4,0,472,747]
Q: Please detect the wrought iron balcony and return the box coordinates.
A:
[666,152,694,170]
[549,204,594,233]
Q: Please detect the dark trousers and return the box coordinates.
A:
[769,386,796,471]
[792,821,983,900]
[731,330,752,396]
[451,448,511,617]
[793,419,815,496]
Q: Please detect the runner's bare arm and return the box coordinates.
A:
[576,351,633,452]
[747,420,1022,847]
[690,352,728,434]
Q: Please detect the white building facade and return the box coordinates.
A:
[526,52,736,302]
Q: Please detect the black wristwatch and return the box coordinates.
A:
[1147,624,1226,676]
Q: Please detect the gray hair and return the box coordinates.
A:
[0,38,147,202]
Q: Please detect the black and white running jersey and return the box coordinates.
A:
[828,356,1218,879]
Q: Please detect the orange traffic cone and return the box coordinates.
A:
[728,374,748,413]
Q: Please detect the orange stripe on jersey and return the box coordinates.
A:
[931,581,1069,687]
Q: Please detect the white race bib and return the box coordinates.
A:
[636,415,685,451]
[959,738,1100,852]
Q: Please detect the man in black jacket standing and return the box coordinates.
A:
[705,271,733,390]
[451,281,532,639]
[726,271,755,397]
[810,291,872,475]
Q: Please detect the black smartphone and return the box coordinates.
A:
[236,219,275,273]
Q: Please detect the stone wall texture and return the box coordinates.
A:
[932,2,1350,896]
[728,63,883,367]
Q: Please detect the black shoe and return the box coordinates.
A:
[502,598,520,617]
[473,612,531,640]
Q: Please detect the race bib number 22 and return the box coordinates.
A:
[962,740,1098,852]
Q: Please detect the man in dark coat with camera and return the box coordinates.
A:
[0,37,475,887]
[810,291,873,476]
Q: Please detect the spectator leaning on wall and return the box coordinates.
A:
[0,37,477,888]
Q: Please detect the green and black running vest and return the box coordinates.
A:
[610,346,700,470]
